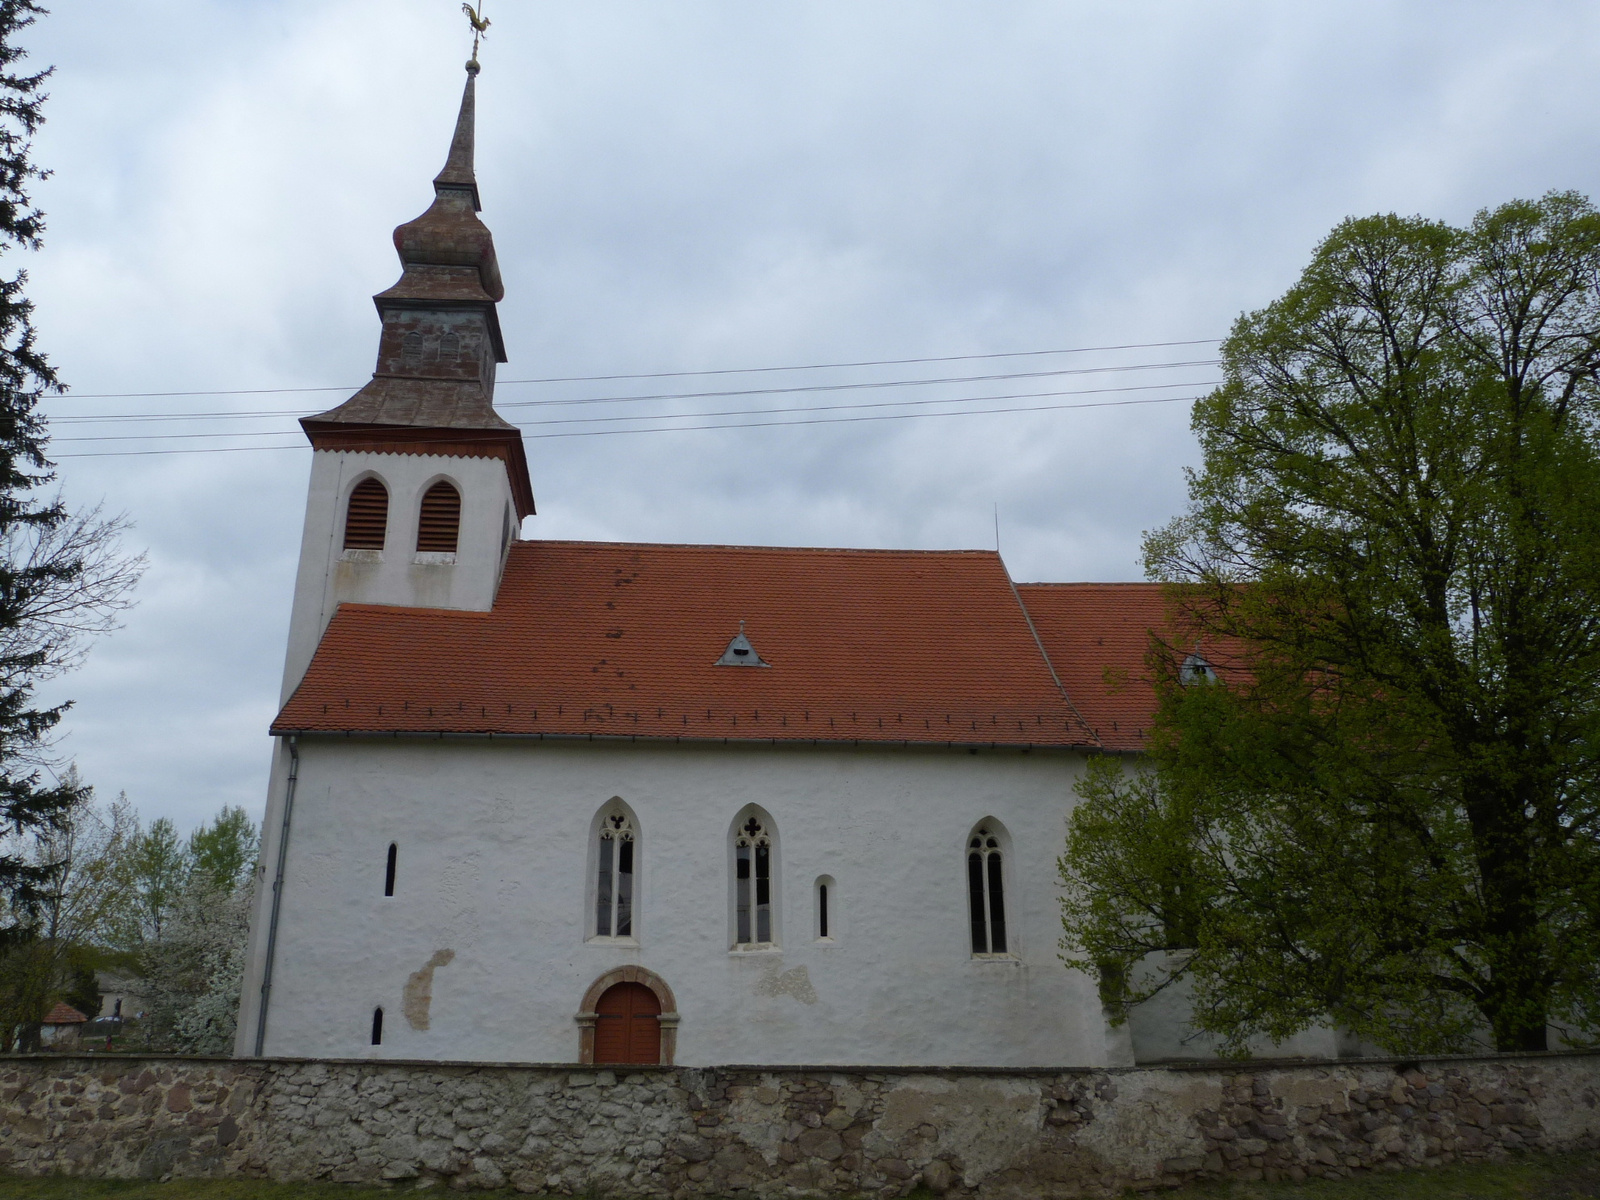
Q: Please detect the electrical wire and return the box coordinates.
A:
[53,389,1205,459]
[52,337,1221,402]
[49,380,1216,443]
[46,358,1218,425]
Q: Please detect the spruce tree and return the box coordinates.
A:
[0,2,90,930]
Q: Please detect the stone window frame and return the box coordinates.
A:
[586,797,641,945]
[966,818,1017,960]
[728,805,780,951]
[575,966,678,1065]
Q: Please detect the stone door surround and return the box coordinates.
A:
[575,966,679,1065]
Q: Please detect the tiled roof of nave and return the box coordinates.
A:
[275,540,1102,748]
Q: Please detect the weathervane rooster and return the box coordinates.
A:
[462,1,490,64]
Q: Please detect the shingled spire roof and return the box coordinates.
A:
[301,62,534,517]
[433,61,483,209]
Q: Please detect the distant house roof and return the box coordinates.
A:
[43,1003,87,1026]
[275,541,1104,749]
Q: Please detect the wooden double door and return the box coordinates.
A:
[593,982,661,1065]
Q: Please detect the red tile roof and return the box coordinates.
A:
[43,1002,87,1025]
[275,541,1099,748]
[1014,583,1170,752]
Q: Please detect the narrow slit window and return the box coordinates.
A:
[815,876,834,941]
[417,481,461,553]
[595,809,636,938]
[371,1007,384,1045]
[733,814,774,947]
[968,826,1008,955]
[343,478,388,550]
[384,843,397,897]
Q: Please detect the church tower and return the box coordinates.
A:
[279,61,534,701]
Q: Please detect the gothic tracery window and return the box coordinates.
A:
[734,813,774,947]
[595,810,636,938]
[967,824,1009,955]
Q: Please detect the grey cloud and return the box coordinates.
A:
[19,0,1600,829]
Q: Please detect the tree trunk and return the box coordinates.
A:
[1465,773,1549,1052]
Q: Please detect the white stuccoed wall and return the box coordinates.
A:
[234,738,1122,1068]
[279,449,519,703]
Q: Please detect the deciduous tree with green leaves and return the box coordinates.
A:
[1061,192,1600,1055]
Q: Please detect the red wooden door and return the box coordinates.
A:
[593,982,662,1064]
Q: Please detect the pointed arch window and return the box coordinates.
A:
[370,1007,384,1045]
[343,478,388,550]
[417,481,461,553]
[967,824,1009,955]
[733,813,775,948]
[595,809,637,939]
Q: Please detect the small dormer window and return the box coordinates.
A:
[1181,649,1218,686]
[717,621,770,667]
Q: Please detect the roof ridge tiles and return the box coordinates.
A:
[513,540,1004,557]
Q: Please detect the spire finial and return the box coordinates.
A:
[463,2,490,70]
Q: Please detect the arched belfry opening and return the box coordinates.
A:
[417,480,462,554]
[343,478,388,550]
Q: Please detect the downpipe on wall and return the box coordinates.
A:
[253,735,300,1057]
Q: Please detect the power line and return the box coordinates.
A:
[51,380,1216,444]
[51,337,1222,402]
[46,358,1218,425]
[54,390,1203,459]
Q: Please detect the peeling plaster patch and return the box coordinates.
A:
[402,949,456,1030]
[1076,1073,1216,1178]
[879,1075,1040,1184]
[754,963,817,1005]
[439,856,483,947]
[724,1073,788,1165]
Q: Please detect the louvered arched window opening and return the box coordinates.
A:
[967,823,1009,956]
[343,478,388,550]
[417,481,462,553]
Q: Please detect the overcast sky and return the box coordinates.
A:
[20,0,1600,834]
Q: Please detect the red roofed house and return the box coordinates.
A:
[40,1002,88,1047]
[233,62,1245,1068]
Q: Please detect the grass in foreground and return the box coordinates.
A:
[1153,1151,1600,1200]
[0,1152,1596,1200]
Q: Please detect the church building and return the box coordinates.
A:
[233,62,1178,1069]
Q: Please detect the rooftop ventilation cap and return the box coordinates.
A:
[1181,645,1217,686]
[717,620,770,668]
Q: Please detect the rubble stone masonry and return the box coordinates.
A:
[1,1053,1597,1197]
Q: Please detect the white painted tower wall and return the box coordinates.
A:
[279,448,519,703]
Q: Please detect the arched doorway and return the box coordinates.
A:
[594,982,661,1065]
[576,966,679,1065]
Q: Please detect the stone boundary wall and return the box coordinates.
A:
[1,1053,1598,1197]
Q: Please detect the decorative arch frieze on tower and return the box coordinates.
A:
[278,61,535,702]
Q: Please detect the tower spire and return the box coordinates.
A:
[299,54,532,519]
[433,59,481,210]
